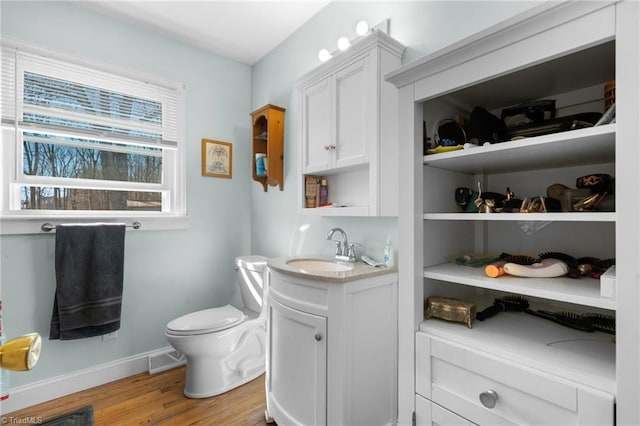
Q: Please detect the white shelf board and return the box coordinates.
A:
[423,124,615,174]
[419,314,615,395]
[423,262,616,310]
[301,205,369,216]
[423,212,616,222]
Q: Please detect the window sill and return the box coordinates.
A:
[0,215,189,235]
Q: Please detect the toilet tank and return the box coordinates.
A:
[235,256,268,314]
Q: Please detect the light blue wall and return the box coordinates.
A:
[0,1,252,387]
[249,1,540,260]
[0,0,541,392]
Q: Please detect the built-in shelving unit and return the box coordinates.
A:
[387,1,640,424]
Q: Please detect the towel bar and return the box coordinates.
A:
[41,221,141,232]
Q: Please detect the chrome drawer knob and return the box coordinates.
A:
[479,389,499,409]
[314,333,322,341]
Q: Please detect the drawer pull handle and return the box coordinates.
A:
[314,333,322,341]
[479,390,499,409]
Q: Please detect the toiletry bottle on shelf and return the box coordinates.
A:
[383,235,395,267]
[255,153,267,177]
[319,178,329,206]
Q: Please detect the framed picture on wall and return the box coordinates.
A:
[202,139,232,178]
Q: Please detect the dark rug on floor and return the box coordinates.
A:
[42,405,94,426]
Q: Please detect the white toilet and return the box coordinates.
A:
[165,255,268,398]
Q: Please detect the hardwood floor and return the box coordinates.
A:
[3,367,269,425]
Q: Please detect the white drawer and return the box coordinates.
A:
[416,332,614,425]
[416,394,476,426]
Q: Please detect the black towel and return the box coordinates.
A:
[50,224,126,340]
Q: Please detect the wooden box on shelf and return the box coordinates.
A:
[251,104,285,191]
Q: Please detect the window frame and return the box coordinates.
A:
[0,39,188,234]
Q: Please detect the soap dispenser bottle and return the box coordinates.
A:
[383,235,395,267]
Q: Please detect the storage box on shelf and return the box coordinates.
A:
[387,2,640,424]
[296,30,404,216]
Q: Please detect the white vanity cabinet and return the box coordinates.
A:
[297,30,404,216]
[386,1,640,425]
[268,297,327,425]
[266,260,398,425]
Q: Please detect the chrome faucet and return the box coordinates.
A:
[326,227,358,262]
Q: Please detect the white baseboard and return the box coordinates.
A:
[1,346,176,413]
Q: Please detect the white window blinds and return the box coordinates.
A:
[2,48,178,149]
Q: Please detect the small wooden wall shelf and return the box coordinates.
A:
[251,104,285,191]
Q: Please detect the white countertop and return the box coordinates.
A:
[268,256,397,283]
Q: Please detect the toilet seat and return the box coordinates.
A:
[166,305,245,336]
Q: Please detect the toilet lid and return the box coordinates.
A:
[166,305,245,336]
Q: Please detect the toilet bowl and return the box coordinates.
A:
[165,255,268,398]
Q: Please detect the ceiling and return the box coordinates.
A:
[78,1,332,65]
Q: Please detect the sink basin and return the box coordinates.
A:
[286,259,354,273]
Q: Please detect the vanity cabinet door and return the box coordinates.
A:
[267,297,327,425]
[416,395,476,426]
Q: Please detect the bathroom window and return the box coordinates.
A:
[1,44,186,232]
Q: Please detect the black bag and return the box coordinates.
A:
[466,107,504,144]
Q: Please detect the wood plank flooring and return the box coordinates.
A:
[3,367,269,425]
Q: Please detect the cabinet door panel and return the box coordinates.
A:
[268,298,327,425]
[416,395,476,426]
[302,78,332,173]
[335,57,369,169]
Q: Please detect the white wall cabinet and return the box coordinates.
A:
[297,30,404,216]
[301,57,370,174]
[266,266,398,425]
[387,1,640,425]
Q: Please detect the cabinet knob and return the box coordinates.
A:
[479,389,499,409]
[324,145,330,151]
[314,333,322,341]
